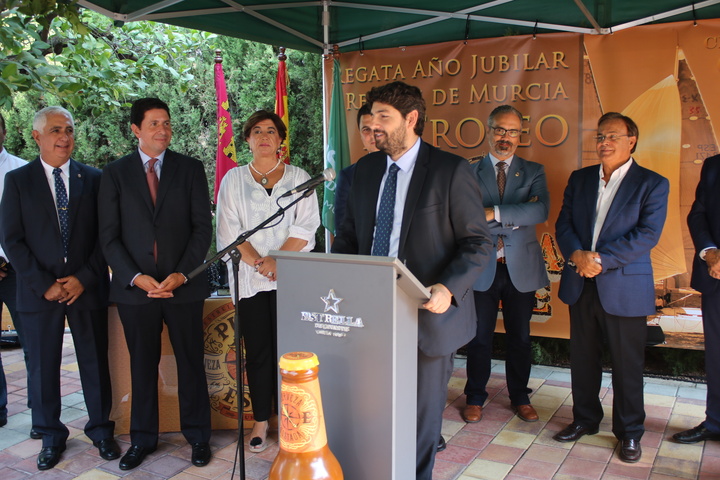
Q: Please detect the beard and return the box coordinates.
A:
[491,140,514,157]
[375,126,408,158]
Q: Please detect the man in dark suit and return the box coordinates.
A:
[554,112,668,463]
[0,106,117,470]
[98,98,212,470]
[462,105,549,425]
[334,103,378,233]
[332,81,492,480]
[674,154,720,444]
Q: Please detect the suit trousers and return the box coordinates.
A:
[465,264,535,406]
[118,300,211,447]
[23,306,114,448]
[416,349,454,480]
[237,290,278,422]
[0,265,32,410]
[701,292,720,433]
[569,280,647,440]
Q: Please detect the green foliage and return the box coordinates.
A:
[1,6,325,250]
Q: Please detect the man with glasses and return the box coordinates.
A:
[554,112,669,463]
[461,105,549,425]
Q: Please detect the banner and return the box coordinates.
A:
[214,57,237,203]
[322,58,351,235]
[325,19,720,344]
[275,53,291,164]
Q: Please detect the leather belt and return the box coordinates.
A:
[497,256,506,264]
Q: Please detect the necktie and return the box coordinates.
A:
[53,168,69,257]
[372,163,400,257]
[147,158,159,261]
[147,158,159,205]
[496,161,507,254]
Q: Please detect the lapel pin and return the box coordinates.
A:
[515,172,520,176]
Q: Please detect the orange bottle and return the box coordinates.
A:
[268,352,343,480]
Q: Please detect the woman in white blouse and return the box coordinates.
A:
[216,110,321,452]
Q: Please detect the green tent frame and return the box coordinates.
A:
[78,0,720,54]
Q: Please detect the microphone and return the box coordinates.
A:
[280,168,336,198]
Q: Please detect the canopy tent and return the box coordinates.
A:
[78,0,720,54]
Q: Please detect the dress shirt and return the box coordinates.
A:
[39,158,70,224]
[0,148,27,260]
[591,157,633,251]
[488,153,514,258]
[138,148,165,179]
[216,164,321,301]
[373,137,421,258]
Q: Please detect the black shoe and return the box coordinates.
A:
[93,438,121,460]
[0,417,7,427]
[673,424,720,444]
[619,438,642,463]
[552,423,599,442]
[119,445,156,470]
[191,442,212,466]
[37,445,66,470]
[30,428,42,439]
[437,436,446,452]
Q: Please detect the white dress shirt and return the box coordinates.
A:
[591,157,634,251]
[372,137,421,258]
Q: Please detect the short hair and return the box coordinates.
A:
[356,103,372,129]
[365,81,426,136]
[33,106,74,132]
[130,98,170,128]
[242,110,287,141]
[598,112,639,153]
[488,105,523,126]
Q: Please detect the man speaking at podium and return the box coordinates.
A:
[332,81,492,480]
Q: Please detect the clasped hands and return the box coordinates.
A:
[706,248,720,279]
[135,272,186,298]
[254,256,277,282]
[569,250,602,278]
[44,275,85,305]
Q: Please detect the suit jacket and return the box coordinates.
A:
[0,158,109,312]
[98,149,212,305]
[473,155,549,293]
[555,160,669,317]
[688,154,720,295]
[332,141,493,357]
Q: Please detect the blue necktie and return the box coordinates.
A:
[372,163,400,257]
[53,168,70,257]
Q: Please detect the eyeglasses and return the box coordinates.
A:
[594,134,630,143]
[491,127,521,138]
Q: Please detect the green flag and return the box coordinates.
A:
[322,58,351,235]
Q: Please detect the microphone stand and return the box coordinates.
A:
[187,187,315,480]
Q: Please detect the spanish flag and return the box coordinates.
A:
[214,51,237,203]
[275,47,290,164]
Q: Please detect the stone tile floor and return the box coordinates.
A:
[0,334,715,479]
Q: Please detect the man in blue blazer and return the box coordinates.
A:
[0,107,117,470]
[98,98,212,470]
[462,105,549,425]
[332,81,492,480]
[674,154,720,444]
[554,112,668,463]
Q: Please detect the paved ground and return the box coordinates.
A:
[0,334,716,479]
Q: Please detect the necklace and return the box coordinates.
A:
[249,158,282,185]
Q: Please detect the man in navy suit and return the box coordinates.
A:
[462,105,549,425]
[0,106,117,470]
[554,112,669,463]
[334,103,378,234]
[674,154,720,444]
[98,98,212,470]
[332,81,492,480]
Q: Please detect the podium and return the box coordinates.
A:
[273,251,430,480]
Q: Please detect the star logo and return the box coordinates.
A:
[321,289,343,314]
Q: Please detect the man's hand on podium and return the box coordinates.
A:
[423,283,452,314]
